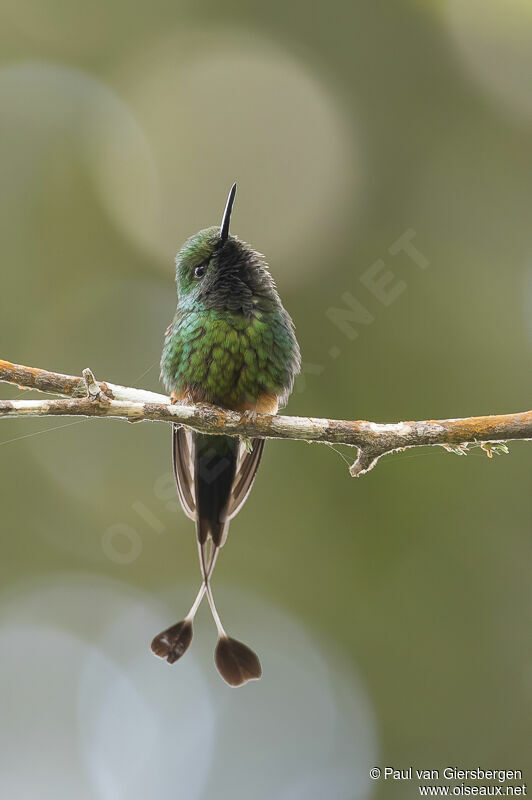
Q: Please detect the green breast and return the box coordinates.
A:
[161,308,298,408]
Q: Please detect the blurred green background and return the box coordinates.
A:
[0,1,531,798]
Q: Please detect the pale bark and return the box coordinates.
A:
[1,359,530,476]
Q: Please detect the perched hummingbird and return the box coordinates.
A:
[151,184,301,686]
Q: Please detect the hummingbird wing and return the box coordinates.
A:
[172,425,196,520]
[227,439,265,519]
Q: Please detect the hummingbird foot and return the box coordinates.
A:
[239,409,259,422]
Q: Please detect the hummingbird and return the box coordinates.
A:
[151,184,301,686]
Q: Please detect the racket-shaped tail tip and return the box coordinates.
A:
[214,635,262,687]
[151,619,193,664]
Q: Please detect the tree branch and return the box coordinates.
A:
[0,359,530,476]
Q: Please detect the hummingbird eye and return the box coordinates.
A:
[194,263,206,279]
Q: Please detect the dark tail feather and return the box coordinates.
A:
[195,434,238,546]
[153,428,264,683]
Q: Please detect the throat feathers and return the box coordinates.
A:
[151,183,301,686]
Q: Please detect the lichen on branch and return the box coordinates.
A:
[0,359,530,477]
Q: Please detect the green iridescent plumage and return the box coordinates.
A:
[161,226,300,408]
[152,186,300,686]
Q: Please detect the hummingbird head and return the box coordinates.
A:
[175,184,281,314]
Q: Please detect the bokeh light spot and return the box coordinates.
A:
[96,27,361,282]
[444,0,532,123]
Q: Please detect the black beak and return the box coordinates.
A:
[220,183,237,244]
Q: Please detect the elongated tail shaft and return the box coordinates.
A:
[150,545,218,663]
